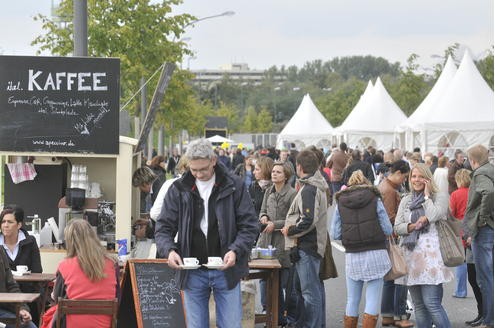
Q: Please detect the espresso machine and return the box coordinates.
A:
[97,201,116,249]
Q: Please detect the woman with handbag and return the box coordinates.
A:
[394,163,453,328]
[331,170,392,328]
[257,161,297,326]
[378,160,413,328]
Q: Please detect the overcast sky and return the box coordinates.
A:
[1,0,493,71]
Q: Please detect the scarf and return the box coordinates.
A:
[402,191,427,250]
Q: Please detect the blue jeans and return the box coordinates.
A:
[295,249,324,328]
[330,181,343,195]
[453,262,468,297]
[183,269,242,328]
[346,277,383,316]
[381,279,408,319]
[472,226,494,325]
[0,307,37,328]
[286,266,301,325]
[408,284,451,328]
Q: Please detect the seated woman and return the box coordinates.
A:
[0,247,37,328]
[50,219,119,328]
[0,205,42,325]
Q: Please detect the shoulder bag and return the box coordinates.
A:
[436,214,465,267]
[384,237,407,281]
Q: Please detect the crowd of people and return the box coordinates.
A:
[133,141,492,328]
[0,139,491,328]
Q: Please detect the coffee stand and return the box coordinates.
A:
[0,55,141,272]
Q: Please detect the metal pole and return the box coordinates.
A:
[73,0,88,56]
[140,77,147,154]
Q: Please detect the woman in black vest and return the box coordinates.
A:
[331,170,393,328]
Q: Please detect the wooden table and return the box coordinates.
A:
[247,259,281,328]
[0,293,39,328]
[14,273,56,323]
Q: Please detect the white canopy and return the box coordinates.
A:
[410,50,494,157]
[396,56,458,150]
[336,78,407,150]
[276,94,334,150]
[207,135,233,143]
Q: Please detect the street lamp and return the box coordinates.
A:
[121,10,235,110]
[186,11,235,28]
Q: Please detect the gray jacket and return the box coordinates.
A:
[257,183,297,267]
[464,162,494,237]
[284,170,329,258]
[394,192,449,239]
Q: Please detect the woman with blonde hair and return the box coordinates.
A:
[395,163,453,328]
[50,219,118,328]
[331,170,393,328]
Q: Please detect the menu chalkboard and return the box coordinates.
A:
[0,55,120,154]
[118,259,186,328]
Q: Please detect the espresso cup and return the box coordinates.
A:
[183,257,199,266]
[16,265,28,273]
[207,257,224,266]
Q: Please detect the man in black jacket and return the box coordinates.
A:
[343,149,375,185]
[155,138,258,328]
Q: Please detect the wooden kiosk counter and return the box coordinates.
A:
[0,55,141,273]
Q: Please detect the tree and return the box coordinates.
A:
[257,107,273,133]
[387,54,429,116]
[214,101,241,133]
[32,0,196,125]
[477,47,494,89]
[241,107,258,132]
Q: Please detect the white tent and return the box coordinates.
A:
[207,135,233,144]
[410,50,494,157]
[336,78,407,150]
[276,94,334,149]
[396,56,458,150]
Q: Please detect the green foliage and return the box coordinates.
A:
[241,107,258,133]
[257,108,273,133]
[386,54,430,117]
[476,47,494,89]
[316,78,366,127]
[213,102,241,133]
[32,0,198,128]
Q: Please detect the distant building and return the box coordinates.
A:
[191,63,285,88]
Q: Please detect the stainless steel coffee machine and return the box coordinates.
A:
[97,201,115,249]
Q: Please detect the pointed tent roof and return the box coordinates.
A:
[423,50,494,127]
[279,93,334,135]
[338,77,407,132]
[277,94,333,148]
[402,56,457,131]
[335,80,374,133]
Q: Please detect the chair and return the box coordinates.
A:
[56,297,118,328]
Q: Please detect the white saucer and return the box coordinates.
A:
[179,264,201,270]
[12,270,31,276]
[203,264,224,269]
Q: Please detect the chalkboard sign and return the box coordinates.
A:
[118,259,186,328]
[0,55,119,154]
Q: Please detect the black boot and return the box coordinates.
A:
[466,315,483,326]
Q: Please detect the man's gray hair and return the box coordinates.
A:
[186,139,216,160]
